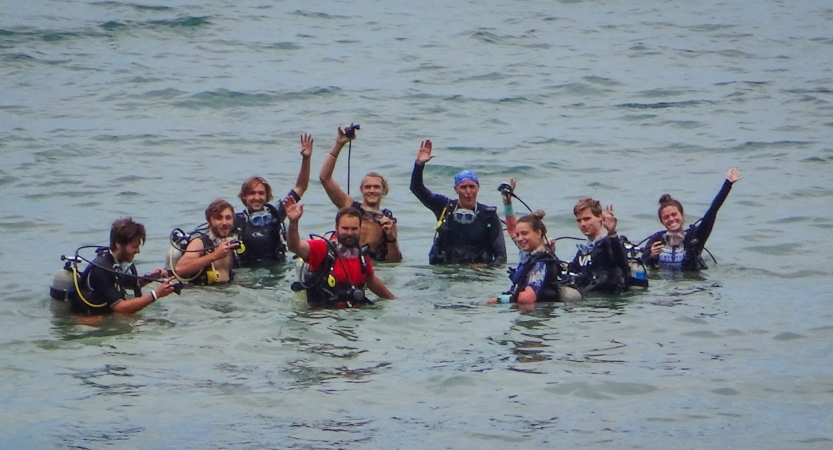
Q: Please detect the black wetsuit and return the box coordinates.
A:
[70,249,141,316]
[410,162,507,265]
[567,235,630,294]
[233,190,299,266]
[642,179,734,271]
[506,251,563,302]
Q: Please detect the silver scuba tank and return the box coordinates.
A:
[50,262,79,301]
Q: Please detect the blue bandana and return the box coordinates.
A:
[454,170,479,187]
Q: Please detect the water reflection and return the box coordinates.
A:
[50,300,137,341]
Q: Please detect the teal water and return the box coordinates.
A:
[1,0,832,448]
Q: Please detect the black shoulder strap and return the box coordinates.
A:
[199,234,215,254]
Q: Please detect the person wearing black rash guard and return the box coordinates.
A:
[319,126,402,263]
[566,198,631,294]
[71,218,176,316]
[410,139,507,265]
[642,168,742,271]
[233,133,313,266]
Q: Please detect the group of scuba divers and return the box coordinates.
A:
[51,125,743,316]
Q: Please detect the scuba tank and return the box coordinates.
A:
[622,237,649,288]
[50,259,80,301]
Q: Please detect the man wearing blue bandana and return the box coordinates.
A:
[410,139,507,265]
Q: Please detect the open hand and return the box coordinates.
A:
[283,195,304,222]
[727,167,742,183]
[300,133,313,157]
[416,139,434,164]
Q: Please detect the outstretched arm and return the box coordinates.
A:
[112,279,176,315]
[292,133,313,198]
[318,127,355,209]
[694,168,742,243]
[409,140,449,217]
[366,274,394,299]
[284,196,311,260]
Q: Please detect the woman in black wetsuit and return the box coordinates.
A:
[642,168,742,271]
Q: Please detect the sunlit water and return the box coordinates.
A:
[1,0,832,448]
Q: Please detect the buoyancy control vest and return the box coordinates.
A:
[291,240,373,308]
[71,247,141,315]
[505,251,563,302]
[233,204,287,265]
[429,199,500,265]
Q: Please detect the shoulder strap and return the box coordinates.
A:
[199,234,215,254]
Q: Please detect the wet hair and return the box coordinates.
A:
[517,210,547,235]
[110,217,146,250]
[205,199,234,223]
[239,176,273,206]
[658,194,684,219]
[335,206,363,227]
[362,172,389,197]
[573,198,602,217]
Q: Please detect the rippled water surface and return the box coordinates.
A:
[2,0,832,448]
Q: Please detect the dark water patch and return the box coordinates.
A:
[686,24,735,32]
[781,186,833,199]
[768,216,811,224]
[139,88,188,99]
[468,29,510,45]
[455,72,507,83]
[148,16,211,27]
[718,49,755,59]
[712,387,739,395]
[743,243,799,256]
[100,21,127,30]
[115,175,145,182]
[712,33,754,39]
[290,10,349,20]
[173,87,342,109]
[729,141,813,151]
[269,42,302,50]
[583,75,623,86]
[93,134,162,142]
[132,3,172,11]
[637,88,693,98]
[773,332,804,341]
[3,53,35,62]
[336,39,360,44]
[620,113,658,121]
[616,100,712,109]
[784,87,833,95]
[663,120,704,129]
[799,438,833,444]
[546,82,612,97]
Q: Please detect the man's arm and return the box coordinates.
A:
[488,209,508,264]
[284,196,311,260]
[365,274,394,299]
[318,128,354,209]
[175,238,230,276]
[292,133,314,198]
[112,279,176,315]
[379,217,402,263]
[410,140,449,217]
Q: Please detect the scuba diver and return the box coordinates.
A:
[284,196,395,308]
[641,168,743,271]
[62,218,178,316]
[233,133,313,266]
[409,139,507,265]
[319,125,402,263]
[489,211,564,304]
[175,199,240,285]
[566,198,632,295]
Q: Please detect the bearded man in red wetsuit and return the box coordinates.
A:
[284,196,394,307]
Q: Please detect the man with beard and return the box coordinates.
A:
[410,139,507,265]
[175,199,239,284]
[71,217,177,316]
[284,196,394,307]
[319,126,402,263]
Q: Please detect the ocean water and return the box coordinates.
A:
[1,0,832,448]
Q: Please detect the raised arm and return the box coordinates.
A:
[409,140,449,217]
[283,195,311,260]
[318,127,355,209]
[501,179,517,237]
[292,133,313,198]
[694,168,741,243]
